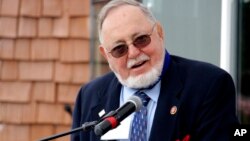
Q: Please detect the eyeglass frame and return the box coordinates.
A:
[105,23,157,58]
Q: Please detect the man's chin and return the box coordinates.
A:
[116,68,160,89]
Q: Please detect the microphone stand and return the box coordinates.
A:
[38,121,98,141]
[38,111,116,141]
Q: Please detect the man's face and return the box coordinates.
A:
[99,5,165,88]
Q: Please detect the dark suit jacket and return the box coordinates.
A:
[71,55,239,141]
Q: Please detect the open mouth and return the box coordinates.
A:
[131,60,147,69]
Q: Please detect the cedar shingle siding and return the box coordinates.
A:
[0,0,90,140]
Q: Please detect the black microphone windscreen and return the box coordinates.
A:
[94,95,142,136]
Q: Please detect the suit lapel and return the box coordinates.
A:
[91,75,121,141]
[91,75,122,121]
[149,59,183,141]
[105,77,122,112]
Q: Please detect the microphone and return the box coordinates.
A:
[94,95,142,136]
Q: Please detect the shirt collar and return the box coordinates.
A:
[122,80,161,103]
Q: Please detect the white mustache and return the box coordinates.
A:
[127,54,150,68]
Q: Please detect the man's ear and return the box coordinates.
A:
[156,22,164,39]
[99,45,108,60]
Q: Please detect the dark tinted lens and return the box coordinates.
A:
[133,35,151,48]
[111,44,128,58]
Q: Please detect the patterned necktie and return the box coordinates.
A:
[130,91,151,141]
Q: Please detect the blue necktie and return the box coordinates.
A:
[130,91,150,141]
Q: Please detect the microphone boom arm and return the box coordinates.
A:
[39,121,98,141]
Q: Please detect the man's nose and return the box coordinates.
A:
[127,44,140,58]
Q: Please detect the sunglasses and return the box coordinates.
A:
[108,23,156,58]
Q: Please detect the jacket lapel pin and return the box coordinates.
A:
[170,106,177,115]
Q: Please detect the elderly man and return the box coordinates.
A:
[71,0,239,141]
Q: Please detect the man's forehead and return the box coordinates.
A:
[102,5,147,30]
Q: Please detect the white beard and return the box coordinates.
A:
[110,52,165,89]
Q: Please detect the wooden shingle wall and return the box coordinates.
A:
[0,0,90,140]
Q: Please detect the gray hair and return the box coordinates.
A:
[97,0,157,43]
